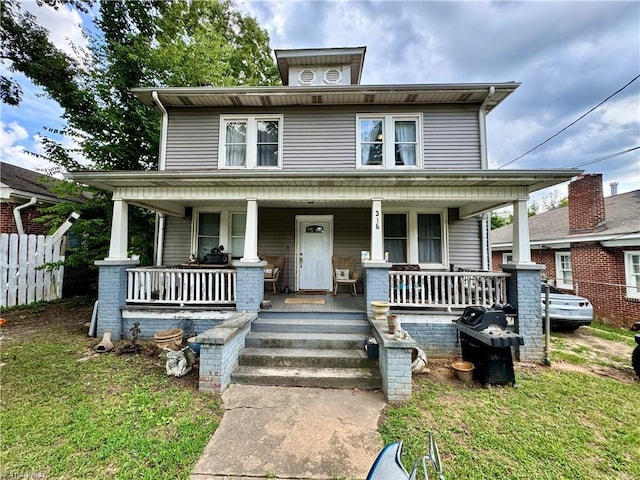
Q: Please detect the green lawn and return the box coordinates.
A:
[2,300,638,480]
[0,299,222,480]
[381,359,639,479]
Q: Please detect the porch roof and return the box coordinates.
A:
[131,82,519,112]
[67,169,580,218]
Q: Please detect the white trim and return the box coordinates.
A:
[624,251,640,299]
[554,251,573,289]
[356,113,423,169]
[218,114,284,170]
[502,253,513,264]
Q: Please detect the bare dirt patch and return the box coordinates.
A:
[550,327,637,383]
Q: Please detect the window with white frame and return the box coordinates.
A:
[624,251,640,299]
[220,115,282,169]
[230,213,246,259]
[384,213,407,263]
[195,213,221,261]
[555,252,573,289]
[384,211,446,265]
[357,114,421,168]
[502,253,513,264]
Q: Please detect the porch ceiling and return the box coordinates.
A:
[67,169,580,218]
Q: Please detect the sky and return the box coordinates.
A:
[1,0,639,207]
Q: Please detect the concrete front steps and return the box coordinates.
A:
[232,313,381,389]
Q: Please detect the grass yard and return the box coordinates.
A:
[381,325,640,480]
[0,298,223,480]
[2,298,638,480]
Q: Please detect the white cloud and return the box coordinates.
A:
[21,1,89,57]
[0,120,50,172]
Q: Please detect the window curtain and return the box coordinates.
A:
[384,214,407,263]
[257,120,278,166]
[226,122,246,166]
[418,214,442,263]
[394,120,416,166]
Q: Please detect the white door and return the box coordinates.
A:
[297,216,333,291]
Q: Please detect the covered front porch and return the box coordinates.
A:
[70,169,578,373]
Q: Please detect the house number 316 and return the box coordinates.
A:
[375,210,380,229]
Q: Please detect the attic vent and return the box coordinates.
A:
[323,67,342,85]
[298,69,315,86]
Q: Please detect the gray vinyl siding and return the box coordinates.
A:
[165,109,219,170]
[163,105,481,171]
[162,215,192,265]
[448,216,483,269]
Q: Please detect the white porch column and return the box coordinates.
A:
[106,199,129,260]
[370,198,384,261]
[512,199,532,264]
[242,198,259,262]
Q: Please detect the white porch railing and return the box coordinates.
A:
[126,267,236,305]
[389,270,510,309]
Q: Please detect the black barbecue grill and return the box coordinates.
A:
[452,305,523,386]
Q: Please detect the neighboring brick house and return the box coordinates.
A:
[492,173,640,326]
[0,162,63,235]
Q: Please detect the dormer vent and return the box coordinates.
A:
[298,69,316,86]
[323,67,342,85]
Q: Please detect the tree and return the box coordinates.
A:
[491,211,513,230]
[3,0,279,268]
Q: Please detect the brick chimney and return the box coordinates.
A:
[568,173,606,234]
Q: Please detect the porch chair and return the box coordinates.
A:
[332,256,359,296]
[261,255,285,294]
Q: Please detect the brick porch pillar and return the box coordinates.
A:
[94,259,139,339]
[233,259,266,312]
[501,263,545,362]
[364,261,391,316]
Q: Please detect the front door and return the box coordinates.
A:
[296,215,333,291]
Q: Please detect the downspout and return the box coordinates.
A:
[152,91,168,266]
[151,91,168,171]
[479,87,495,269]
[155,213,165,266]
[13,197,37,236]
[478,86,495,169]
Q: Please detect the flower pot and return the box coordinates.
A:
[371,301,390,321]
[452,361,474,384]
[154,328,184,350]
[387,314,398,334]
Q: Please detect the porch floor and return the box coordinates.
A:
[263,291,365,314]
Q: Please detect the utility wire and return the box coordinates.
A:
[571,146,639,168]
[497,74,640,169]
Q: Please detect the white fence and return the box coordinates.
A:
[389,270,510,310]
[126,267,236,305]
[0,233,65,308]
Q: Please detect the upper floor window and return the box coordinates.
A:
[555,252,573,289]
[220,115,282,169]
[624,251,640,299]
[357,114,421,168]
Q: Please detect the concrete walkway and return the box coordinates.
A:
[191,385,387,480]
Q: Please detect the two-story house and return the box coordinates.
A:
[69,47,578,398]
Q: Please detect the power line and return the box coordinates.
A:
[497,74,640,169]
[570,145,639,168]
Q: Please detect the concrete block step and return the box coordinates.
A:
[238,347,378,369]
[231,366,382,389]
[251,317,371,335]
[244,331,367,350]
